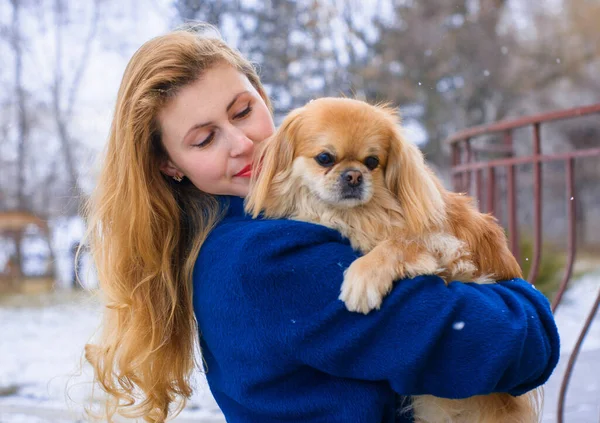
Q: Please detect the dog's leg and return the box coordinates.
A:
[340,239,441,314]
[425,233,479,283]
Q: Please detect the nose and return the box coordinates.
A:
[229,128,254,157]
[341,169,363,187]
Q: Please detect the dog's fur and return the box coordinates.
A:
[245,97,541,423]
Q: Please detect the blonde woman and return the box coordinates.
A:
[85,25,559,423]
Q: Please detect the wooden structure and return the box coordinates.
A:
[0,210,56,294]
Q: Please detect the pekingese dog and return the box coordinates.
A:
[245,97,541,423]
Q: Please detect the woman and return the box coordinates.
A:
[84,25,559,423]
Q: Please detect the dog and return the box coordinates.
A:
[245,97,541,423]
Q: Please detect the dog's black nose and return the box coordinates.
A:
[341,169,363,187]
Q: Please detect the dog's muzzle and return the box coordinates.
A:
[339,169,364,199]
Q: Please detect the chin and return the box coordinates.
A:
[321,193,374,209]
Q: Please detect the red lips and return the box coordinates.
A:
[234,164,252,177]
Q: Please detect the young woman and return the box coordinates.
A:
[84,25,559,423]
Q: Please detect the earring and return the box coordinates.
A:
[173,175,183,182]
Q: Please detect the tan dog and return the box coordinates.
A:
[245,97,541,423]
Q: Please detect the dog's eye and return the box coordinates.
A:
[364,156,380,170]
[315,152,335,167]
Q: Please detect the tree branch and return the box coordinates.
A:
[66,0,100,120]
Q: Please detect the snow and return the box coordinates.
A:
[538,271,600,422]
[553,271,600,355]
[0,272,597,422]
[452,321,465,330]
[0,291,225,422]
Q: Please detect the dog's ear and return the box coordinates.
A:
[245,108,303,218]
[383,111,446,233]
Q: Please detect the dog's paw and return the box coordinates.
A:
[339,257,394,314]
[403,252,441,278]
[447,259,478,282]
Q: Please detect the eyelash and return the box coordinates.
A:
[235,104,252,119]
[193,103,253,148]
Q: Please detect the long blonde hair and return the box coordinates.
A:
[83,25,271,422]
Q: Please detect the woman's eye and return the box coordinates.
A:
[364,156,379,170]
[193,132,215,148]
[315,152,335,167]
[234,104,252,119]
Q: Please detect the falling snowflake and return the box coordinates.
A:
[453,321,465,330]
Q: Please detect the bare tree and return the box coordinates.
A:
[11,0,28,210]
[9,0,29,278]
[52,0,100,213]
[172,0,358,118]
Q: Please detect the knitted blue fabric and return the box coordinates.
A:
[193,196,559,422]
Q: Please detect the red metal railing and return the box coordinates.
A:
[447,103,600,423]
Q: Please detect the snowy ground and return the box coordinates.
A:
[0,273,598,423]
[0,291,225,423]
[541,272,600,423]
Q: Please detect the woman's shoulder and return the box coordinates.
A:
[202,214,355,274]
[203,197,352,260]
[193,197,359,320]
[196,196,356,284]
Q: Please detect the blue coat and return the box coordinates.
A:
[193,196,560,422]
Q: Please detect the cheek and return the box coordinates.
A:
[370,169,385,185]
[185,150,226,183]
[320,168,341,191]
[253,106,275,141]
[292,158,335,192]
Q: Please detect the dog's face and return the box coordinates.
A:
[246,97,445,232]
[286,99,394,208]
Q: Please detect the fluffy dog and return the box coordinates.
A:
[245,97,541,423]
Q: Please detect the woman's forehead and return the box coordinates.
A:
[172,64,253,113]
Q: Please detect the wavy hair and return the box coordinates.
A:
[82,24,271,422]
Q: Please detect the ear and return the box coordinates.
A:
[245,108,303,218]
[384,117,446,233]
[159,159,182,179]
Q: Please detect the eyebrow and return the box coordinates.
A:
[181,90,250,144]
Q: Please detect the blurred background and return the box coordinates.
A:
[0,0,598,422]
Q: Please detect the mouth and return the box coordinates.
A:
[234,164,253,178]
[341,192,363,200]
[339,185,364,200]
[333,183,372,207]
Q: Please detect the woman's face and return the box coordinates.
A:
[158,63,275,197]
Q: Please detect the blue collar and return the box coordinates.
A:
[217,195,246,218]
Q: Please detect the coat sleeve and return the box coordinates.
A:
[232,218,560,399]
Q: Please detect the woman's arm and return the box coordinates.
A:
[204,216,560,399]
